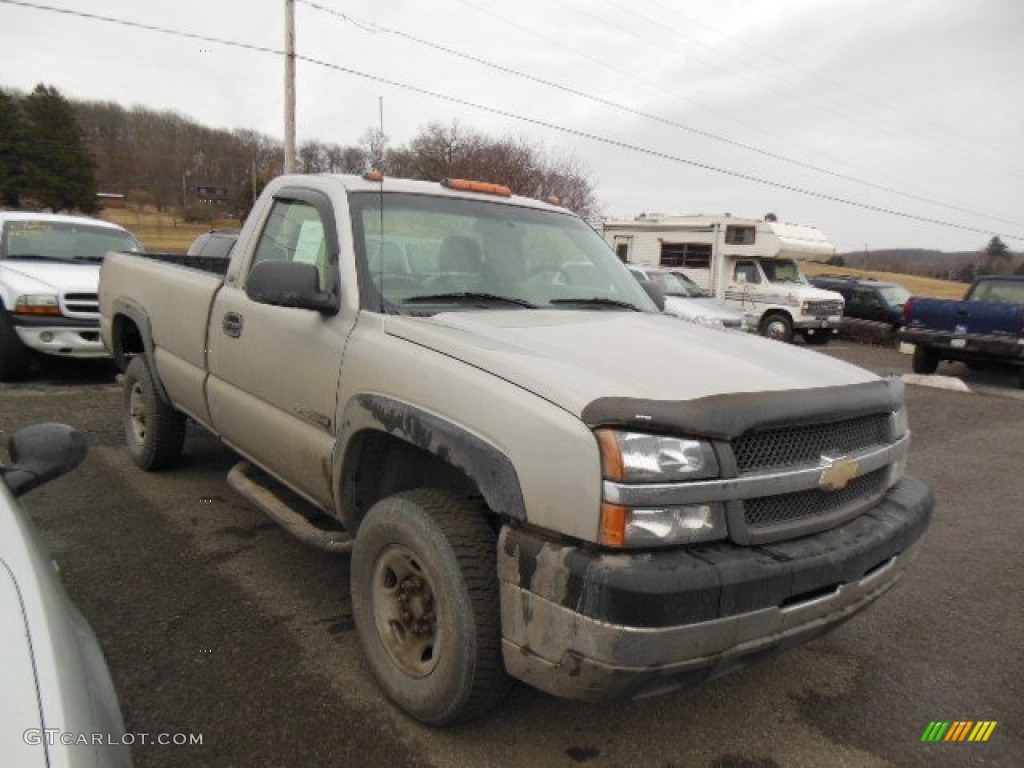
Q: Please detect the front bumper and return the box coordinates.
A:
[13,316,107,358]
[793,314,842,331]
[498,476,933,701]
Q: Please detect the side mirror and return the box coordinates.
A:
[640,280,667,311]
[2,423,87,497]
[246,260,339,314]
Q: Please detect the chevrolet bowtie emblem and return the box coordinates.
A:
[819,455,859,491]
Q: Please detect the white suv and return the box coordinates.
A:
[0,212,142,380]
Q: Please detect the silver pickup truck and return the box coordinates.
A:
[99,173,933,725]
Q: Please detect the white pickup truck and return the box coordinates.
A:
[0,212,143,380]
[99,173,933,726]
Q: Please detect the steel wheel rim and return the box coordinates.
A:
[371,545,440,678]
[128,381,147,445]
[765,319,788,339]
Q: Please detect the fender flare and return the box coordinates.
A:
[335,394,527,527]
[109,298,172,403]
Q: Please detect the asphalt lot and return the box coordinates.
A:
[2,343,1022,768]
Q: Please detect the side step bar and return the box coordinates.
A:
[227,461,354,554]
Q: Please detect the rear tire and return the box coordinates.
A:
[351,489,509,726]
[123,357,186,470]
[0,312,31,382]
[911,345,940,375]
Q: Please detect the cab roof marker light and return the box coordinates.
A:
[441,178,513,197]
[363,170,384,182]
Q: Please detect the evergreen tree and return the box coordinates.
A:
[21,84,98,212]
[982,235,1011,274]
[0,89,27,207]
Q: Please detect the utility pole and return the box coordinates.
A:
[284,0,296,174]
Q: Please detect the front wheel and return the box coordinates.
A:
[911,345,940,375]
[0,312,31,382]
[123,357,186,470]
[351,489,509,726]
[759,313,793,343]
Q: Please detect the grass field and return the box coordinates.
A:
[99,207,240,253]
[98,205,970,300]
[801,261,967,299]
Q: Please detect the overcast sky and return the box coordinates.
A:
[2,0,1022,253]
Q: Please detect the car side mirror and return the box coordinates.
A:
[2,423,87,497]
[639,280,666,311]
[246,260,340,314]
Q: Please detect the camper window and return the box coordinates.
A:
[725,225,756,245]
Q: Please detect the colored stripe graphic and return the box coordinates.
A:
[921,721,997,743]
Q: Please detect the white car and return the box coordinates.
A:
[1,423,131,767]
[0,212,143,381]
[629,265,749,331]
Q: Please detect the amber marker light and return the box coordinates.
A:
[363,170,384,182]
[441,178,513,197]
[595,428,624,480]
[14,296,61,315]
[599,503,627,547]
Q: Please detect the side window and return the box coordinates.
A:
[252,199,329,289]
[734,261,760,284]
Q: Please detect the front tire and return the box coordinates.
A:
[0,312,31,382]
[911,345,940,374]
[759,313,793,343]
[351,489,509,726]
[123,357,186,470]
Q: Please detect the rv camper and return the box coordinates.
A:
[603,214,845,344]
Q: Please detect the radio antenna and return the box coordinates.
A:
[377,96,385,313]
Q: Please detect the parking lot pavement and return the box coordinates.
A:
[2,344,1021,768]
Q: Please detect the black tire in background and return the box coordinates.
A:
[122,357,186,470]
[911,345,940,375]
[351,488,509,726]
[801,329,830,345]
[0,312,31,382]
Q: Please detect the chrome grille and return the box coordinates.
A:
[734,414,889,473]
[806,299,843,317]
[743,467,889,529]
[62,292,99,315]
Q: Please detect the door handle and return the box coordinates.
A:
[222,312,243,338]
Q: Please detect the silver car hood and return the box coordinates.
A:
[662,295,744,324]
[384,309,876,417]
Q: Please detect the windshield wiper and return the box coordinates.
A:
[403,292,538,308]
[549,297,642,311]
[4,254,70,262]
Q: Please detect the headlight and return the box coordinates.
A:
[596,429,719,483]
[14,294,61,316]
[600,502,727,547]
[693,315,725,330]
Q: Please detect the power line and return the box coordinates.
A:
[2,0,1022,242]
[299,0,1024,231]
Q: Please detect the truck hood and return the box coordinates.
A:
[384,310,877,417]
[0,261,101,296]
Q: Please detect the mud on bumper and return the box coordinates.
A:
[498,476,933,701]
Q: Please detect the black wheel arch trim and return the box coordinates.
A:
[337,394,527,525]
[109,298,172,403]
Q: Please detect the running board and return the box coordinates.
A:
[226,461,354,554]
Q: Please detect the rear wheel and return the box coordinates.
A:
[351,489,509,726]
[759,313,793,343]
[911,345,940,374]
[123,357,186,470]
[0,312,31,382]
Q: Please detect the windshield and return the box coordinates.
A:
[656,270,708,297]
[761,259,807,284]
[877,284,911,306]
[350,192,656,314]
[1,220,143,261]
